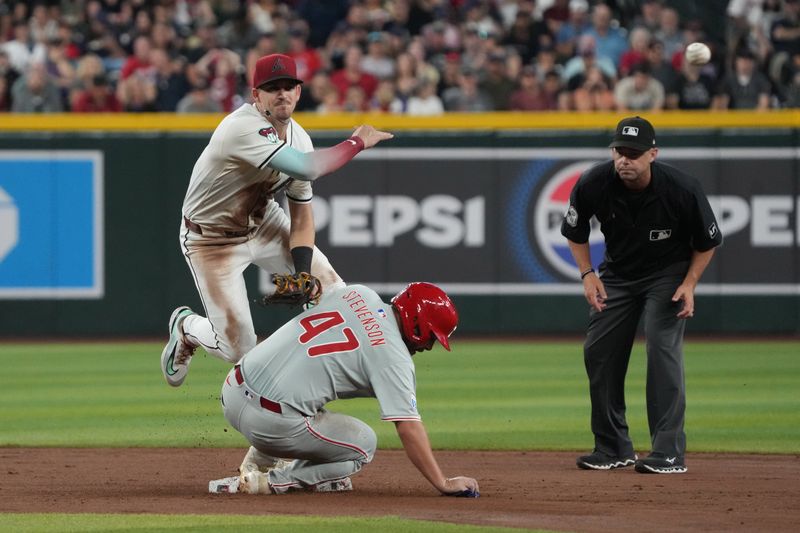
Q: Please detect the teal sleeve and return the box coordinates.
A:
[267,136,364,181]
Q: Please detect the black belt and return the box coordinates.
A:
[183,216,250,238]
[233,365,282,414]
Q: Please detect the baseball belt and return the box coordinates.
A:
[183,216,250,238]
[231,365,283,415]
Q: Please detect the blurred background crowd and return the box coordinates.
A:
[1,0,798,114]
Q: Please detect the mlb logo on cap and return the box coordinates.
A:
[609,116,656,151]
[253,53,304,89]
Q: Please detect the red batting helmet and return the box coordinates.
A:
[253,53,303,89]
[391,282,458,352]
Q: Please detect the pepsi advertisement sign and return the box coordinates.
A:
[302,147,799,296]
[0,151,104,299]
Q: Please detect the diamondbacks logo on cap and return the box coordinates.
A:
[272,57,285,72]
[622,126,639,136]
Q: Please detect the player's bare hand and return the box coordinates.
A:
[353,125,394,149]
[441,476,479,496]
[583,273,607,312]
[672,283,695,318]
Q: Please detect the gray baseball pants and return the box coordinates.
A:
[583,261,689,459]
[221,367,376,491]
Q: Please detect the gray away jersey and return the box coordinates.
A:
[240,285,421,421]
[182,103,313,232]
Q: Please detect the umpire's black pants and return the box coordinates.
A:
[583,261,688,459]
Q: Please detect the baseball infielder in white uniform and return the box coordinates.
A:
[220,281,479,496]
[161,54,393,387]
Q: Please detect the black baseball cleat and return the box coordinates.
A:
[576,451,637,470]
[635,454,687,474]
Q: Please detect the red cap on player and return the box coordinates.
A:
[253,54,303,89]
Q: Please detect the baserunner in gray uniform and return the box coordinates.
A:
[219,282,479,496]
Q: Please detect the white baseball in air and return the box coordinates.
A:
[685,42,711,66]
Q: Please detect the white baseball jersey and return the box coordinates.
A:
[240,284,421,422]
[182,102,314,232]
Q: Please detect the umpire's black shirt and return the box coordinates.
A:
[560,160,723,280]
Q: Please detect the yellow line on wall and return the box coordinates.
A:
[2,110,800,132]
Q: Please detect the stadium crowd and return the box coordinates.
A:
[0,0,798,114]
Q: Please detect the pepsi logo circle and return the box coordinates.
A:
[533,161,605,279]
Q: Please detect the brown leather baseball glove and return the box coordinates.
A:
[260,272,322,307]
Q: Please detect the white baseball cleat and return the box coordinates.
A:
[315,477,353,492]
[239,471,272,494]
[160,306,197,387]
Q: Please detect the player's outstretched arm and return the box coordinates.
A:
[267,125,393,182]
[394,420,479,495]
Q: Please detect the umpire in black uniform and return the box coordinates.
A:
[561,116,722,474]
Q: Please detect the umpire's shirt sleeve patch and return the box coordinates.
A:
[561,175,592,243]
[689,182,723,251]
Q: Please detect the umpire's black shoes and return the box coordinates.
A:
[635,453,687,474]
[576,451,637,470]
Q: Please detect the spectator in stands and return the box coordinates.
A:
[543,0,571,36]
[555,0,592,61]
[566,64,616,111]
[361,31,396,80]
[287,22,324,82]
[667,58,716,110]
[619,27,652,77]
[194,47,242,112]
[11,62,63,112]
[0,50,20,112]
[584,3,629,69]
[781,61,800,106]
[543,70,566,110]
[502,8,551,65]
[563,34,617,91]
[72,73,122,112]
[370,79,397,112]
[176,78,222,113]
[316,84,343,113]
[405,77,445,115]
[245,33,278,88]
[296,69,334,111]
[120,35,153,80]
[117,71,157,112]
[442,66,493,111]
[480,49,516,111]
[510,65,551,111]
[2,21,45,73]
[331,44,379,103]
[614,61,665,111]
[646,39,678,96]
[714,47,772,110]
[151,48,189,112]
[533,42,562,80]
[43,37,76,110]
[654,7,684,62]
[342,84,368,111]
[633,0,664,35]
[70,54,105,108]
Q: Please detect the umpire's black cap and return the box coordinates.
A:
[609,116,656,151]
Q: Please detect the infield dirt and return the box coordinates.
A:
[1,448,798,532]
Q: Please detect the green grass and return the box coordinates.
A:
[0,340,798,453]
[0,513,542,533]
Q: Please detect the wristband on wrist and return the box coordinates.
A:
[291,246,313,274]
[580,267,595,279]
